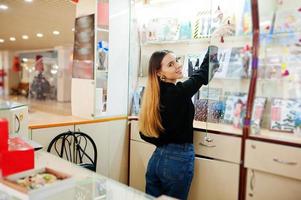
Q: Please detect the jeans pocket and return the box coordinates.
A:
[162,155,194,181]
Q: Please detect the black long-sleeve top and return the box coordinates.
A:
[140,50,210,147]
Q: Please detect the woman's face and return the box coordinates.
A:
[158,53,183,83]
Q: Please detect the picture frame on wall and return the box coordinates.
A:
[270,98,299,133]
[251,97,266,132]
[72,14,95,79]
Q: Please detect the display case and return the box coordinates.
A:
[128,0,301,199]
[128,0,253,199]
[129,0,301,143]
[129,0,255,134]
[71,0,130,118]
[248,0,301,145]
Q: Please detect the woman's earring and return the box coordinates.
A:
[160,75,166,81]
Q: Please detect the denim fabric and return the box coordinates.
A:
[145,143,195,200]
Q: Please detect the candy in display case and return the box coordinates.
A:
[0,167,74,200]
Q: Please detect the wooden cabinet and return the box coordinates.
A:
[75,120,128,184]
[189,131,241,200]
[129,123,242,198]
[244,139,301,200]
[31,125,74,152]
[246,169,301,200]
[129,120,155,191]
[194,130,241,164]
[245,140,301,180]
[129,140,155,191]
[189,157,240,200]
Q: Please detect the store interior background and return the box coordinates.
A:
[0,0,75,117]
[0,0,301,199]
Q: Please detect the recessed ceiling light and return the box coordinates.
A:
[0,4,8,10]
[9,37,16,41]
[0,39,4,43]
[24,0,33,2]
[72,28,75,32]
[22,58,28,62]
[53,31,60,35]
[22,35,29,40]
[36,33,43,38]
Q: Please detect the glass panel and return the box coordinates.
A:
[95,0,109,115]
[129,0,213,117]
[203,0,252,135]
[250,0,301,142]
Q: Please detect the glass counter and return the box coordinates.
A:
[0,151,154,200]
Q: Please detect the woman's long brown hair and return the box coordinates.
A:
[139,50,171,137]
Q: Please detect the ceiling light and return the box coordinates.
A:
[72,28,75,32]
[24,0,33,2]
[53,31,60,35]
[0,4,8,10]
[0,39,4,43]
[9,37,16,41]
[36,33,43,38]
[22,58,28,62]
[22,35,29,40]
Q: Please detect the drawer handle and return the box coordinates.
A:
[273,158,298,166]
[204,136,214,143]
[199,142,216,148]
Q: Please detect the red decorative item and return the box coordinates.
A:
[0,69,6,88]
[282,69,289,77]
[0,119,34,177]
[35,55,44,72]
[98,2,109,26]
[0,119,8,151]
[220,36,224,43]
[298,7,301,12]
[71,0,79,3]
[265,25,270,30]
[244,44,251,51]
[12,57,21,72]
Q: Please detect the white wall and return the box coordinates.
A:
[106,0,130,116]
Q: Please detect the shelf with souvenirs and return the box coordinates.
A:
[129,0,256,135]
[130,0,301,140]
[247,0,301,145]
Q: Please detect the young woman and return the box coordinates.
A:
[139,46,218,199]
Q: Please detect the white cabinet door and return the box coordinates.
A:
[31,125,74,152]
[246,169,301,200]
[129,140,155,192]
[75,119,128,184]
[189,157,240,200]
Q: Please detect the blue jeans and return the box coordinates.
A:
[145,143,195,200]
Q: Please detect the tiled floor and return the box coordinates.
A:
[2,95,71,115]
[0,95,86,126]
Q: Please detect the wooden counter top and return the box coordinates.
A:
[129,117,301,146]
[29,110,127,129]
[249,129,301,146]
[193,121,242,136]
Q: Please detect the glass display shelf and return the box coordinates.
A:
[129,0,254,136]
[249,0,301,145]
